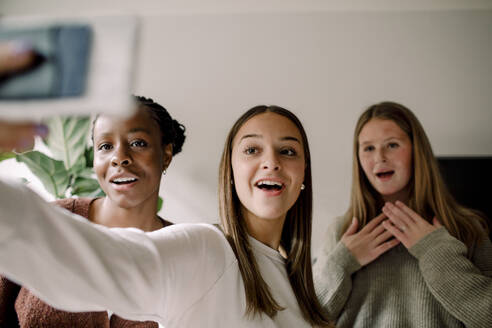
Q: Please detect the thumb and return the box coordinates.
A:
[432,217,442,227]
[344,217,359,236]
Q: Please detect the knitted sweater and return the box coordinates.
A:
[0,197,171,328]
[313,216,492,328]
[0,180,315,327]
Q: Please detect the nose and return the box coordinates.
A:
[111,145,132,167]
[375,147,387,163]
[262,149,280,171]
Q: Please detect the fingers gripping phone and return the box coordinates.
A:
[0,24,92,99]
[0,16,139,120]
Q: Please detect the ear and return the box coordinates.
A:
[162,143,173,171]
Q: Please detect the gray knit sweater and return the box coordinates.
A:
[313,216,492,328]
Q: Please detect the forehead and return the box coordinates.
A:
[358,118,408,142]
[233,112,303,144]
[93,107,160,137]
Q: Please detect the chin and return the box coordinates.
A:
[252,208,287,221]
[110,195,140,209]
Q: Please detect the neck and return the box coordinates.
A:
[243,211,286,250]
[90,196,162,232]
[382,186,411,204]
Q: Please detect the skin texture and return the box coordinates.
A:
[382,200,441,248]
[231,112,305,249]
[341,213,400,266]
[0,42,36,76]
[358,118,413,203]
[91,107,173,231]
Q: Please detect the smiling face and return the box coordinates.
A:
[358,118,413,203]
[92,107,172,209]
[231,112,306,225]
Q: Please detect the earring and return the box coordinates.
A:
[163,170,167,175]
[230,179,234,185]
[301,183,305,190]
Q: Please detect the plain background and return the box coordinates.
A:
[1,0,491,252]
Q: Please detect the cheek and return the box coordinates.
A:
[396,149,413,173]
[402,153,413,178]
[231,160,251,187]
[358,155,373,176]
[92,157,106,179]
[290,162,306,184]
[146,153,164,173]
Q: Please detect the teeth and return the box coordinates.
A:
[113,177,137,183]
[257,180,282,187]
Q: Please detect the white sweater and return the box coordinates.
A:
[0,179,311,327]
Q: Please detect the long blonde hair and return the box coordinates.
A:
[345,101,488,254]
[218,105,332,326]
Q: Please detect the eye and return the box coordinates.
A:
[97,143,112,151]
[280,148,297,156]
[130,139,148,148]
[243,146,258,155]
[363,145,375,152]
[388,142,399,149]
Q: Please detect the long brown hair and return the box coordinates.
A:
[345,101,488,254]
[218,105,332,326]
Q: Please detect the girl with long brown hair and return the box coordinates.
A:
[313,101,492,328]
[0,105,332,327]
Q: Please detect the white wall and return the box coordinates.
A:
[1,2,491,251]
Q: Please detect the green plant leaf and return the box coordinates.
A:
[85,146,94,168]
[157,196,163,212]
[77,167,96,180]
[0,152,16,162]
[43,116,91,170]
[16,151,70,198]
[69,152,87,176]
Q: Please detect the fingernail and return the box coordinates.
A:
[10,41,34,56]
[35,124,49,137]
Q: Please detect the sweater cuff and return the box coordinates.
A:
[330,241,362,275]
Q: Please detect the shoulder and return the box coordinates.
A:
[314,215,349,257]
[50,198,96,219]
[145,223,237,277]
[324,215,350,242]
[149,223,233,256]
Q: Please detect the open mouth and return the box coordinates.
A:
[376,171,394,179]
[111,177,138,185]
[255,180,284,191]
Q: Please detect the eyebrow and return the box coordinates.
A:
[359,136,404,146]
[95,127,152,139]
[240,134,301,144]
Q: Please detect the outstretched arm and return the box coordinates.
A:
[0,179,231,324]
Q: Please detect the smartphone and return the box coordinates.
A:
[0,16,139,120]
[0,24,92,99]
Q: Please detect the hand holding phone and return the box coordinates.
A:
[0,41,38,76]
[0,16,138,120]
